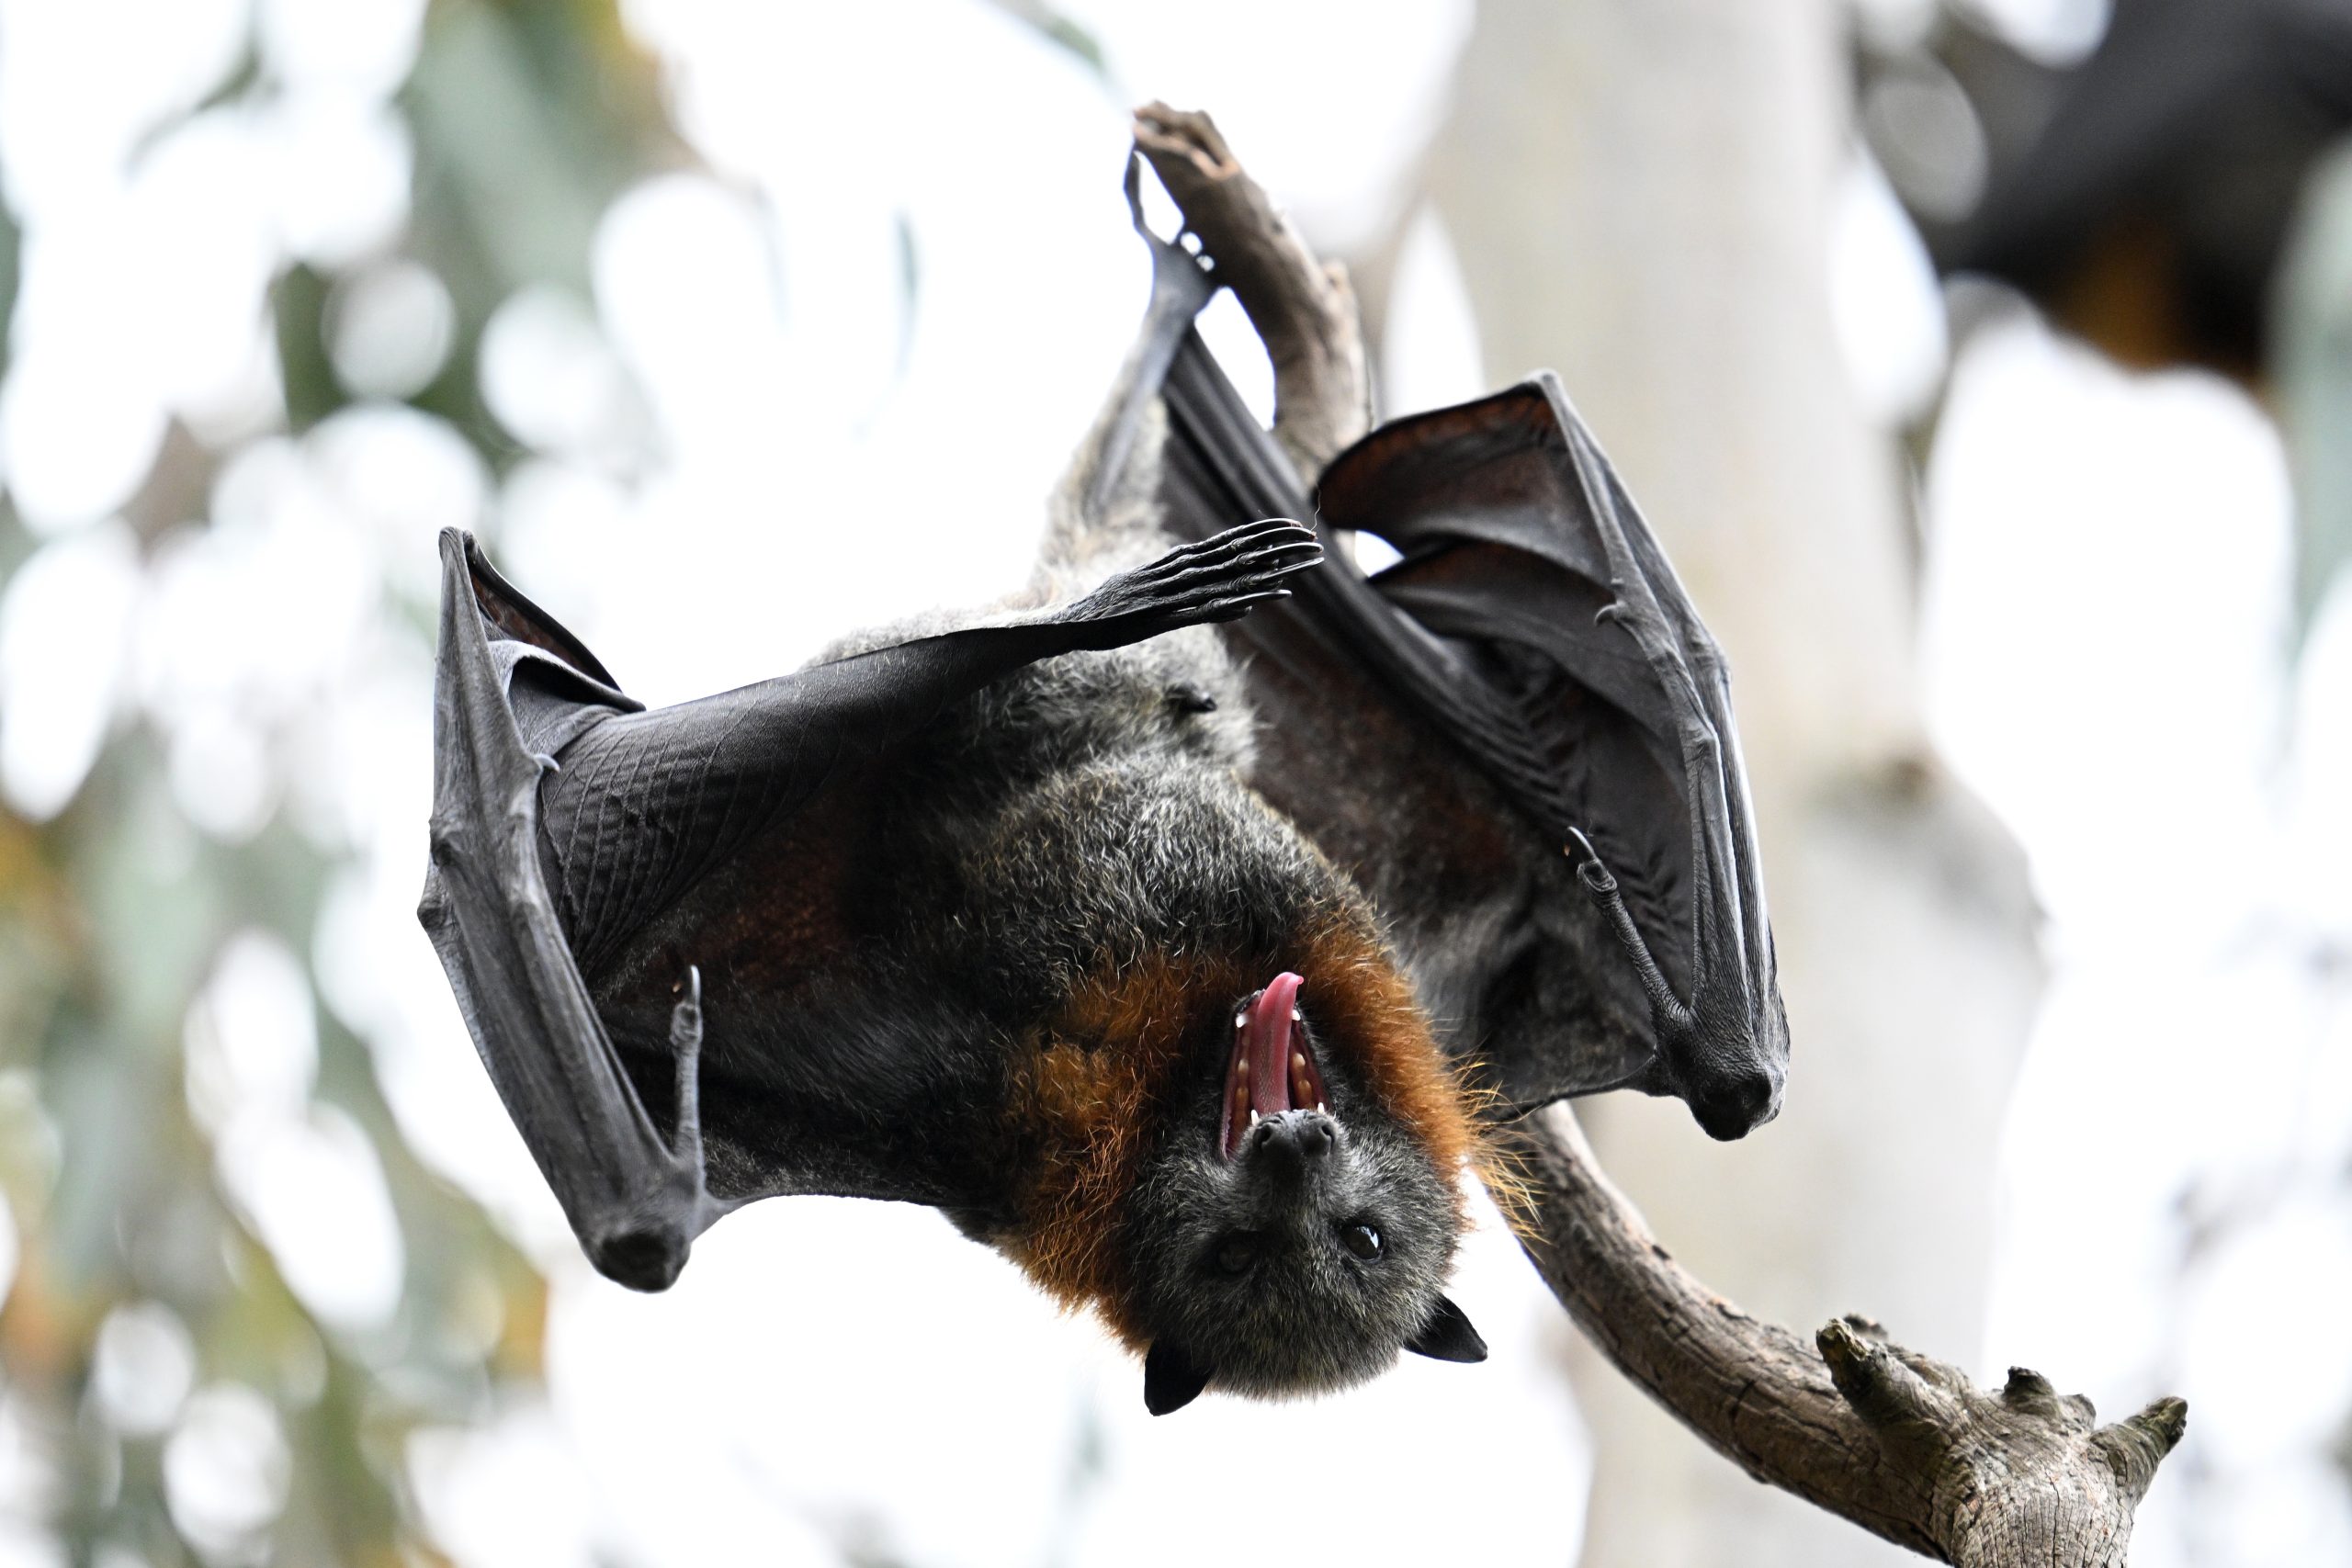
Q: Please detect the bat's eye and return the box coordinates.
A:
[1213,1235,1259,1275]
[1166,682,1218,716]
[1340,1222,1383,1261]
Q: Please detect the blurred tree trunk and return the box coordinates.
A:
[1424,3,2041,1563]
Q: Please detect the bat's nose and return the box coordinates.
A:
[1248,1108,1340,1171]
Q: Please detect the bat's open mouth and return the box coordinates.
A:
[1218,972,1329,1160]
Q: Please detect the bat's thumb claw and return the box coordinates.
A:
[1563,828,1612,886]
[669,963,706,1059]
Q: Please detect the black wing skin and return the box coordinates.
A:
[417,533,717,1292]
[1132,220,1787,1139]
[419,521,1320,1291]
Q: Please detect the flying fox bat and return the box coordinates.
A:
[419,134,1786,1416]
[1928,0,2352,377]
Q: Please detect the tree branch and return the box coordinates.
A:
[1514,1107,2184,1566]
[1132,103,2188,1566]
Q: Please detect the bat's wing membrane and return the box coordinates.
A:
[418,532,726,1290]
[1317,383,1786,1136]
[1129,225,1786,1136]
[422,516,1324,1287]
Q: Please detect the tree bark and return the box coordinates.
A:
[1516,1106,2186,1566]
[1133,88,2186,1566]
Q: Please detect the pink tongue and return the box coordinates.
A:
[1245,972,1306,1119]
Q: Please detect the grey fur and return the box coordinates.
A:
[1125,1097,1463,1399]
[803,335,1476,1401]
[476,289,1481,1401]
[985,358,1472,1402]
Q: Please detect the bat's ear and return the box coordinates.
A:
[1405,1295,1487,1364]
[1143,1341,1214,1416]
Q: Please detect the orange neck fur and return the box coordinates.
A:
[997,914,1488,1348]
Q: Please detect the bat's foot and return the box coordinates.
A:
[1063,519,1322,648]
[1131,105,1370,471]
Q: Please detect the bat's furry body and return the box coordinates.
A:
[571,554,1485,1395]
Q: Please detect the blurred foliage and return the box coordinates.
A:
[0,0,683,1561]
[400,0,685,459]
[986,0,1110,80]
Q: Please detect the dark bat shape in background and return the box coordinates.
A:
[420,129,1785,1413]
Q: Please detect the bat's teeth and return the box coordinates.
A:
[1292,1009,1302,1022]
[1317,1100,1329,1115]
[1249,1108,1261,1128]
[1235,1013,1247,1029]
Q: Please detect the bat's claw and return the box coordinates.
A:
[1564,828,1619,895]
[1063,518,1322,648]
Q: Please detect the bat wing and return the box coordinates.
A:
[1126,215,1786,1138]
[417,530,724,1290]
[420,519,1321,1289]
[1311,382,1787,1136]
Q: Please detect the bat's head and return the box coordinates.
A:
[1116,970,1487,1414]
[976,755,1491,1412]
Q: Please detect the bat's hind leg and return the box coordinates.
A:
[1040,268,1198,568]
[581,964,730,1292]
[1043,105,1371,575]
